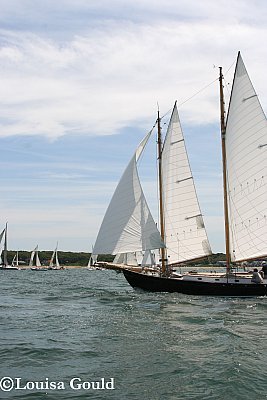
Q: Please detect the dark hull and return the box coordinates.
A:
[31,268,48,271]
[123,269,267,296]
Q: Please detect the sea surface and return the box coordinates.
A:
[0,268,266,400]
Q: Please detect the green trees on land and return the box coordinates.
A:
[7,251,114,266]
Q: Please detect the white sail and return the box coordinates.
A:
[55,252,60,267]
[93,130,165,255]
[3,223,8,266]
[88,253,98,266]
[30,245,41,267]
[12,251,19,267]
[0,228,5,264]
[113,252,138,265]
[113,253,124,264]
[225,53,267,262]
[49,244,60,267]
[36,250,41,267]
[29,246,37,267]
[49,249,56,267]
[88,244,98,266]
[161,103,212,264]
[141,250,156,267]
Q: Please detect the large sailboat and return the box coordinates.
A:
[93,52,267,296]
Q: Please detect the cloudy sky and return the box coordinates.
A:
[0,0,266,253]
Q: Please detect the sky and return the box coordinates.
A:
[0,0,266,253]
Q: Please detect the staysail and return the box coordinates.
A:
[93,129,165,256]
[225,52,267,262]
[161,103,212,264]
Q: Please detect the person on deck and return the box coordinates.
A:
[251,268,264,284]
[259,263,267,279]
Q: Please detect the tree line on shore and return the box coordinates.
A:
[7,251,114,266]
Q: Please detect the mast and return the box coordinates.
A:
[219,67,231,273]
[157,109,166,275]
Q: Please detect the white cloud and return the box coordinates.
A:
[0,13,266,140]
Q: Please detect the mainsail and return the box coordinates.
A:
[161,103,212,264]
[225,53,267,262]
[93,130,165,256]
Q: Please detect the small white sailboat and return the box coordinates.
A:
[87,247,100,269]
[30,245,47,271]
[0,223,20,270]
[92,52,267,296]
[11,251,20,267]
[48,243,64,270]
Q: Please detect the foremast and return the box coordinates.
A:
[219,67,231,273]
[157,110,167,276]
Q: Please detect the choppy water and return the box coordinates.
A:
[0,268,266,400]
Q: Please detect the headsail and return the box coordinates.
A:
[225,52,267,262]
[93,129,165,256]
[161,103,212,264]
[113,252,138,266]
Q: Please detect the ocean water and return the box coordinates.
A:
[0,268,266,400]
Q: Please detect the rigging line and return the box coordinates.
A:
[178,78,219,108]
[161,77,220,120]
[222,61,236,99]
[224,60,236,77]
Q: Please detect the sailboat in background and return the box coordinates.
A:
[48,243,64,270]
[87,245,101,269]
[11,251,20,268]
[87,254,98,268]
[0,223,20,270]
[93,52,267,296]
[30,245,47,271]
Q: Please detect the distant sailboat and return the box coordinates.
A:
[93,52,267,296]
[0,223,20,270]
[30,245,47,271]
[87,246,100,269]
[48,243,63,270]
[11,251,20,268]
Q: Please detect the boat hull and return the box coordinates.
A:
[31,268,48,271]
[123,269,267,296]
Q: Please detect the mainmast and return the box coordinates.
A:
[157,110,167,276]
[219,67,231,273]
